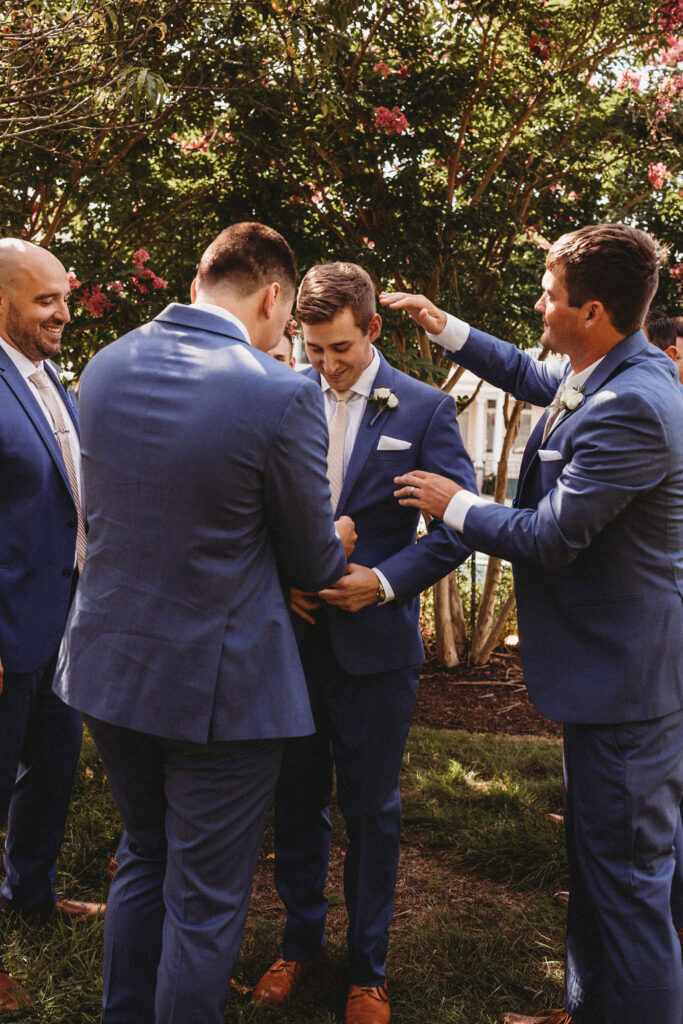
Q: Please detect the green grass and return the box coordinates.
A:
[0,727,567,1022]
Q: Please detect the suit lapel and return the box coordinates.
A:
[0,349,74,497]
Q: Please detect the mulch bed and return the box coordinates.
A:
[413,643,562,740]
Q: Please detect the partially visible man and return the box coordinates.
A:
[251,262,475,1024]
[269,331,297,367]
[0,239,102,1011]
[53,223,353,1024]
[643,306,683,956]
[384,224,683,1024]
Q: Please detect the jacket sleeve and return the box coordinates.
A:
[263,378,347,592]
[375,393,476,602]
[449,327,567,408]
[462,390,669,570]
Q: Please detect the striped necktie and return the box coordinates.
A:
[29,369,87,572]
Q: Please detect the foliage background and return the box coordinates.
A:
[2,0,683,373]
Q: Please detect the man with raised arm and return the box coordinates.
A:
[383,223,683,1024]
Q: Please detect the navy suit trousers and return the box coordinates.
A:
[563,709,683,1024]
[84,716,282,1024]
[0,652,82,915]
[273,620,419,985]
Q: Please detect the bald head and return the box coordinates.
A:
[0,238,71,364]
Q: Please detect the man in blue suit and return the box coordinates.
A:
[385,223,683,1024]
[53,223,354,1024]
[252,262,475,1024]
[0,239,103,1011]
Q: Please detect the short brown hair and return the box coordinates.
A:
[296,262,376,332]
[547,224,662,336]
[674,315,683,341]
[645,308,677,350]
[196,222,296,296]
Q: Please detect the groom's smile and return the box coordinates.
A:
[302,306,381,392]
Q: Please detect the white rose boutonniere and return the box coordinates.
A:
[368,387,399,426]
[58,369,77,390]
[559,385,584,411]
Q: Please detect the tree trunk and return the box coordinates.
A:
[448,571,468,646]
[433,575,459,667]
[468,396,525,665]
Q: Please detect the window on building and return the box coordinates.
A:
[486,399,497,453]
[514,409,533,453]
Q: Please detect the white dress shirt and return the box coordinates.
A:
[320,347,393,602]
[425,315,604,532]
[191,301,251,345]
[0,336,83,501]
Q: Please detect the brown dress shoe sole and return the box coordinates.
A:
[0,972,32,1011]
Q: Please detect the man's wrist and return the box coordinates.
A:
[426,312,471,353]
[372,567,394,604]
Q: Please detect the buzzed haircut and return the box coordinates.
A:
[645,308,677,350]
[674,315,683,341]
[547,223,661,337]
[296,262,376,332]
[196,222,296,297]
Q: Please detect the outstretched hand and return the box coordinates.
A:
[393,470,462,519]
[379,291,447,336]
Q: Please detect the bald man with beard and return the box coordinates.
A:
[0,239,103,1011]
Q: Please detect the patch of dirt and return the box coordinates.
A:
[413,644,562,740]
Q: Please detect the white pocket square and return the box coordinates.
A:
[377,435,412,451]
[538,449,563,462]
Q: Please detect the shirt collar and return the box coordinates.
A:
[0,336,44,379]
[320,346,380,397]
[191,301,251,346]
[563,355,605,392]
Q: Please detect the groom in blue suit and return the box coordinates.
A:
[386,224,683,1024]
[53,223,353,1024]
[252,262,475,1024]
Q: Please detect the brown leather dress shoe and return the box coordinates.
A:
[345,983,390,1024]
[54,897,106,921]
[498,1011,573,1024]
[250,951,323,1005]
[0,970,32,1011]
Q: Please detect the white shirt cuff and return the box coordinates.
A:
[372,568,394,604]
[426,312,471,353]
[443,491,488,533]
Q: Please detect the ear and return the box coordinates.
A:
[582,300,606,329]
[262,282,280,319]
[190,277,198,303]
[665,344,681,362]
[367,312,382,343]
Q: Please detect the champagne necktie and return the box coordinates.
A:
[29,369,87,572]
[327,389,354,511]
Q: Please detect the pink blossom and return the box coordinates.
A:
[617,69,642,92]
[151,274,167,290]
[81,285,114,318]
[374,106,409,135]
[671,264,683,292]
[362,237,375,249]
[132,249,150,268]
[373,62,391,79]
[656,0,683,33]
[398,65,410,78]
[110,280,124,294]
[648,161,671,188]
[67,270,81,290]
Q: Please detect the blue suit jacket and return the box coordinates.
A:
[450,327,683,724]
[303,352,475,675]
[54,304,347,743]
[0,349,79,673]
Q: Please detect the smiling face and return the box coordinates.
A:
[534,267,584,357]
[303,306,381,391]
[0,245,71,364]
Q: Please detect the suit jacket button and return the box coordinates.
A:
[62,568,72,577]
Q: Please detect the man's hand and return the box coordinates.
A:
[335,515,357,558]
[394,470,462,518]
[319,563,381,613]
[379,291,447,336]
[290,588,322,625]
